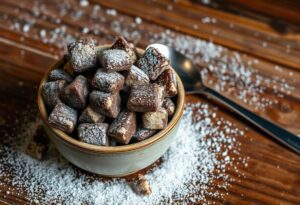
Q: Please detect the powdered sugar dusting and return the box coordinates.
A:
[0,103,247,204]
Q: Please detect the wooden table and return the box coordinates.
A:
[0,0,299,204]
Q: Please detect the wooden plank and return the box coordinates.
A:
[95,0,300,70]
[0,0,299,204]
[209,0,300,26]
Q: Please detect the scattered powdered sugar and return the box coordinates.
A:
[4,0,295,111]
[0,103,247,204]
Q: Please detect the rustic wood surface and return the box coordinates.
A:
[0,0,299,204]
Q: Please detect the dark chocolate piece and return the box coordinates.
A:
[42,80,67,109]
[155,68,177,97]
[99,49,132,72]
[124,65,149,87]
[127,84,164,112]
[68,38,97,73]
[136,47,169,81]
[49,69,73,83]
[89,91,121,118]
[78,106,106,123]
[162,98,175,117]
[60,75,89,109]
[131,128,157,142]
[92,69,124,93]
[111,36,137,63]
[142,109,168,130]
[108,111,136,144]
[48,103,78,133]
[77,123,109,146]
[132,174,152,195]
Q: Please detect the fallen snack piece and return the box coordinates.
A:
[155,68,178,97]
[136,47,169,81]
[42,80,67,109]
[61,75,89,109]
[131,128,157,142]
[78,123,109,146]
[142,108,168,130]
[48,103,78,133]
[78,106,106,123]
[111,36,137,63]
[90,91,121,118]
[127,84,164,112]
[132,174,152,195]
[124,65,149,87]
[108,111,136,144]
[99,49,132,72]
[92,69,124,93]
[48,69,73,83]
[26,122,49,160]
[162,98,176,117]
[67,38,97,73]
[26,141,48,160]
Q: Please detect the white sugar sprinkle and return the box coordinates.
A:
[135,17,142,24]
[0,103,246,204]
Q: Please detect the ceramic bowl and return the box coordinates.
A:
[37,45,185,177]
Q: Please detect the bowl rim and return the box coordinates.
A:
[37,44,185,153]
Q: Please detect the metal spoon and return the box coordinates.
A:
[148,43,300,154]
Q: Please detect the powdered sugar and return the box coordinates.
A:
[0,103,247,204]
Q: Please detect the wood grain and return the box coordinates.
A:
[0,0,299,204]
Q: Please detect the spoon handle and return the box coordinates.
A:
[200,87,300,154]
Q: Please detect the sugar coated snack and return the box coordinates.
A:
[89,91,121,118]
[142,109,168,130]
[48,103,78,133]
[127,84,164,112]
[60,75,89,109]
[92,69,124,93]
[42,80,67,109]
[155,68,178,97]
[108,111,137,144]
[136,47,169,81]
[42,37,178,146]
[124,65,149,87]
[67,38,97,73]
[78,123,109,146]
[78,106,106,124]
[111,36,137,63]
[99,49,132,72]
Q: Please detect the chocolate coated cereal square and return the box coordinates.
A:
[127,84,164,112]
[60,75,89,109]
[155,68,177,97]
[124,65,149,87]
[142,109,168,130]
[162,98,175,117]
[49,69,73,83]
[42,80,67,109]
[108,111,136,144]
[78,123,109,146]
[99,49,132,72]
[89,91,121,118]
[48,103,78,133]
[111,36,137,63]
[92,69,124,93]
[68,38,97,73]
[78,106,106,123]
[136,47,169,81]
[131,128,157,142]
